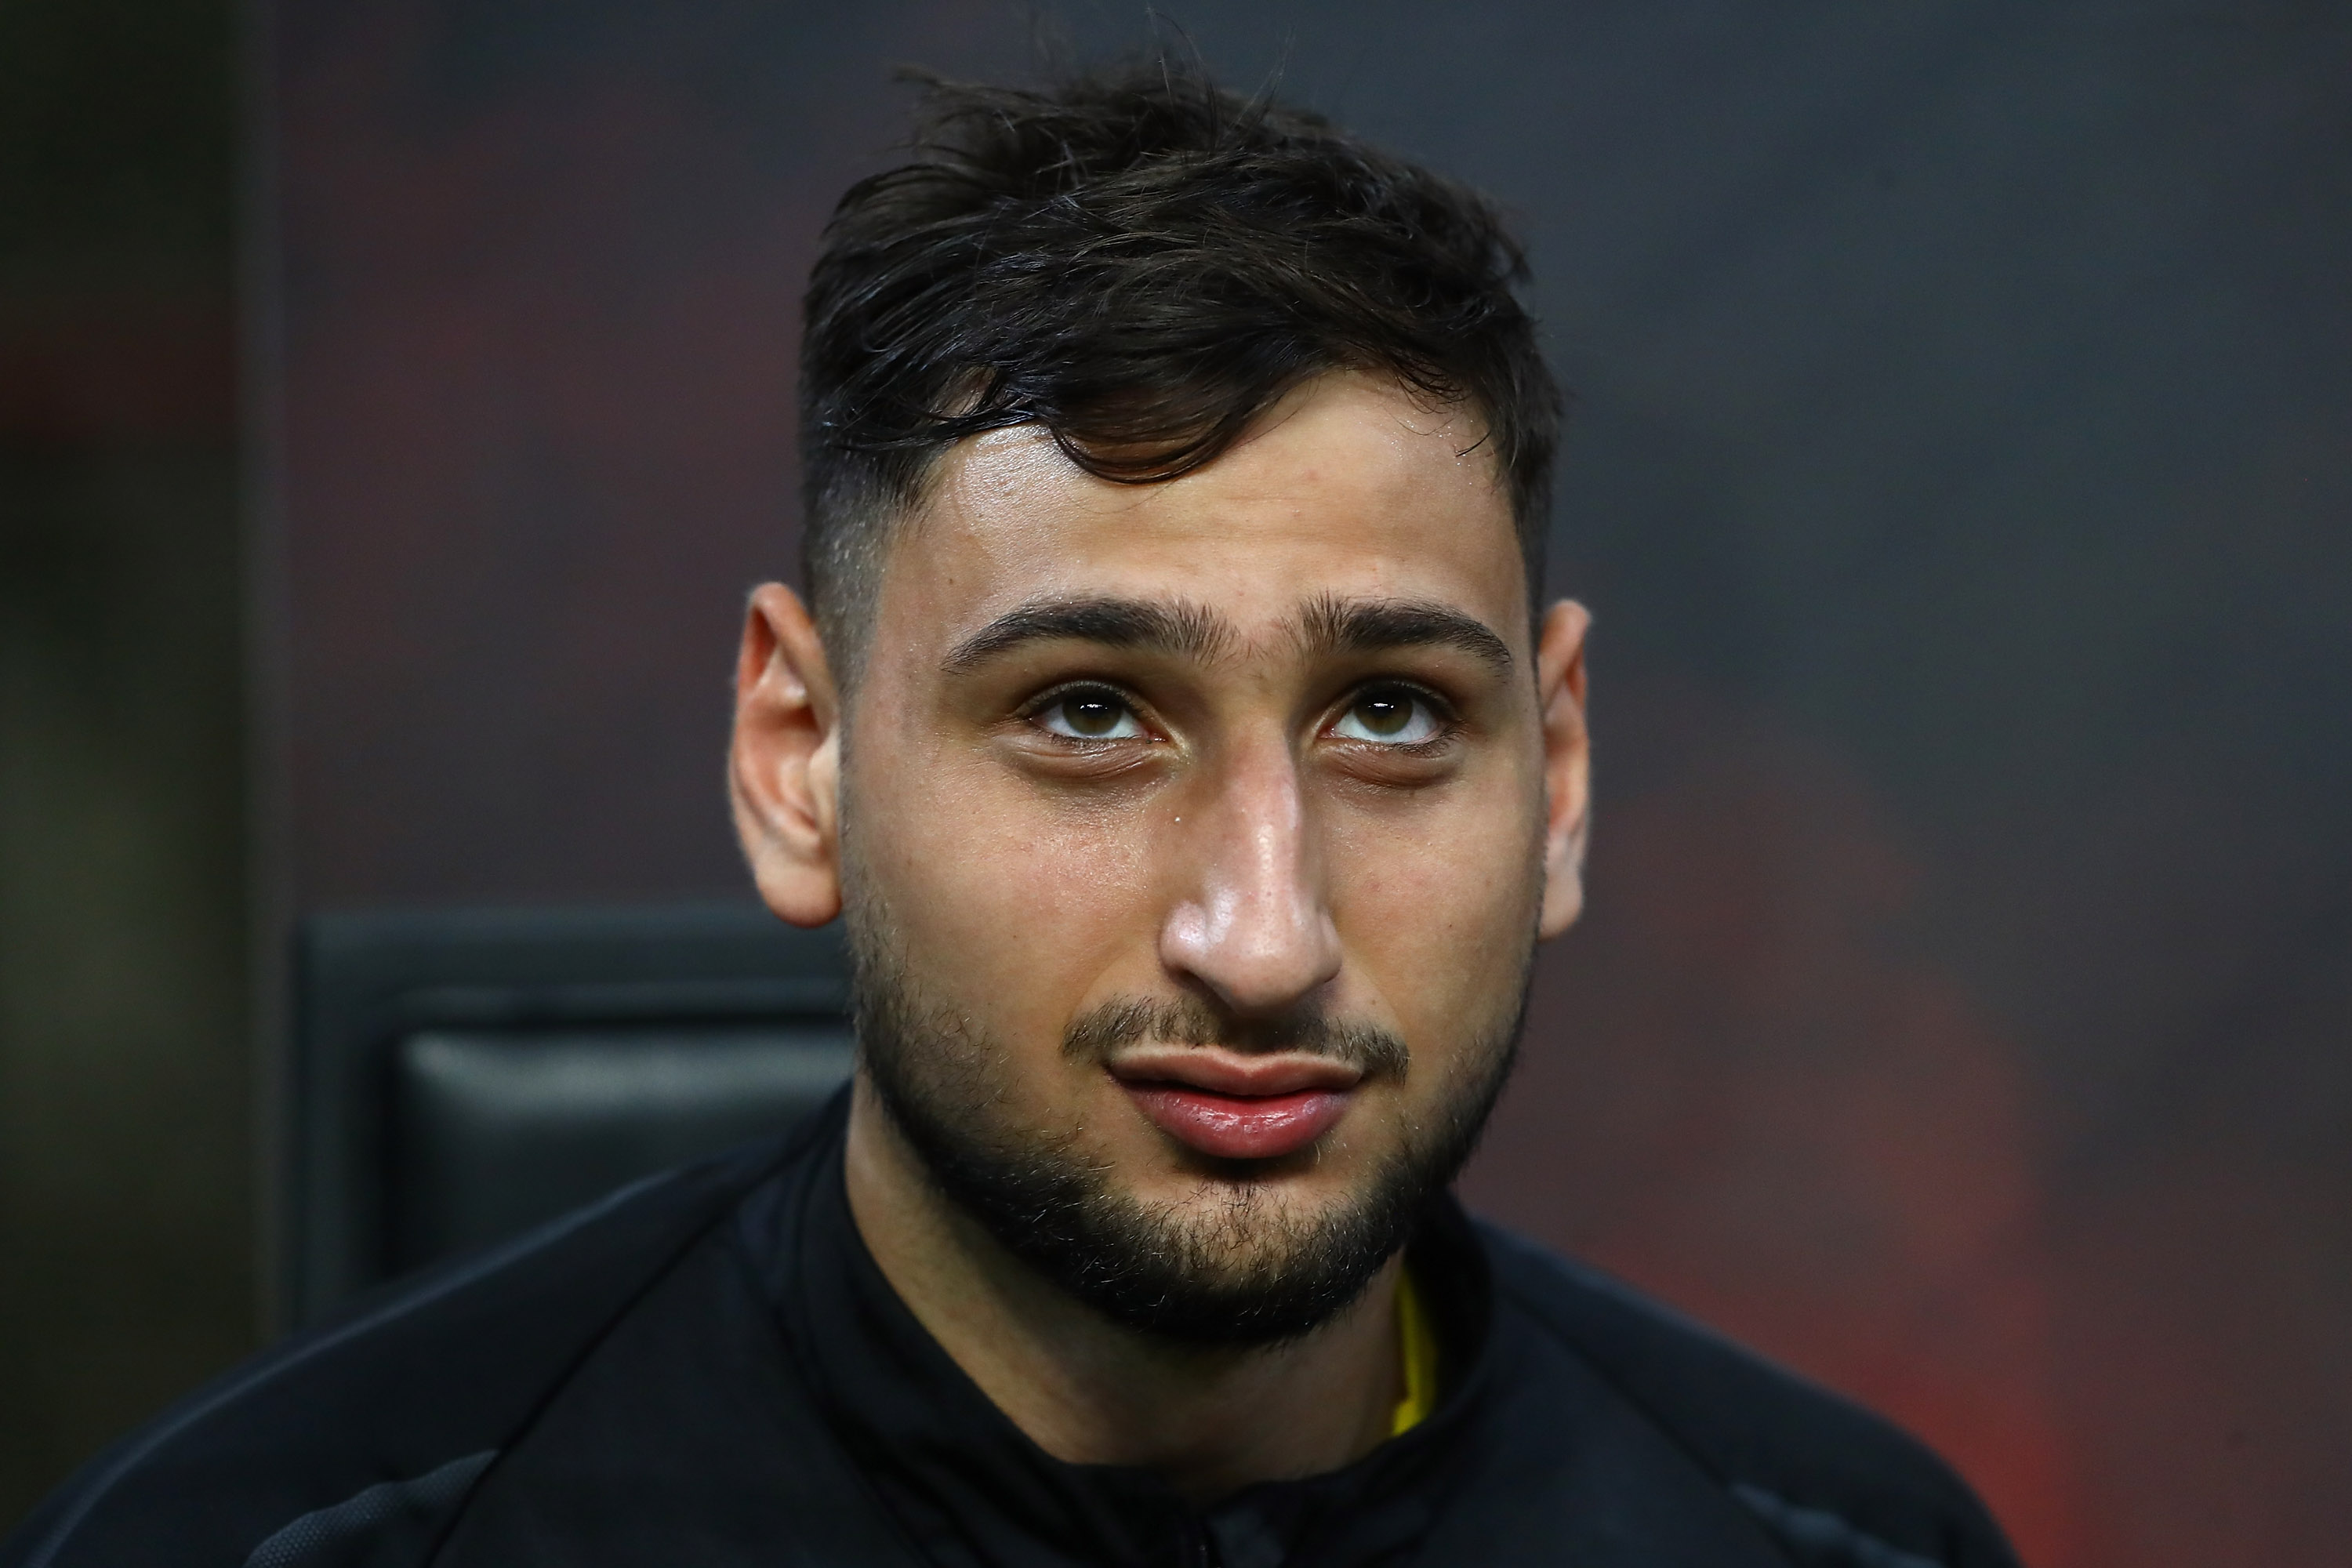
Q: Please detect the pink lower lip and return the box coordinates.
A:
[1123,1083,1352,1160]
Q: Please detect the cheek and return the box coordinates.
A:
[1327,787,1543,1036]
[851,742,1159,1031]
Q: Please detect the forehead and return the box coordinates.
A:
[879,374,1527,655]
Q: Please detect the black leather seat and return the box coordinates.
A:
[285,904,852,1326]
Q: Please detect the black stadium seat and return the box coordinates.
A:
[285,904,853,1326]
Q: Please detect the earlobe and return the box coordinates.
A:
[729,583,844,927]
[1534,599,1592,938]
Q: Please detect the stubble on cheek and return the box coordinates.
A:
[840,802,1117,1198]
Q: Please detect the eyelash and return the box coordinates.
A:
[1017,681,1463,749]
[1330,682,1461,752]
[1021,681,1149,743]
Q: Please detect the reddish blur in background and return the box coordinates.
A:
[5,2,2351,1561]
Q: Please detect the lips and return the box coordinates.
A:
[1122,1083,1352,1160]
[1107,1048,1363,1161]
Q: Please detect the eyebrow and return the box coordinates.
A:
[942,591,1515,676]
[943,597,1234,672]
[1297,593,1515,672]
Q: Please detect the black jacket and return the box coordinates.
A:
[3,1097,2020,1567]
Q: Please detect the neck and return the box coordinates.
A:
[840,1075,1405,1504]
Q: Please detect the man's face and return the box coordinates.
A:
[829,373,1576,1338]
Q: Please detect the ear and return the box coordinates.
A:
[1534,599,1592,938]
[730,583,843,927]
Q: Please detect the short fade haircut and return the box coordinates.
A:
[798,60,1563,683]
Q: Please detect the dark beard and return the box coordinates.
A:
[847,899,1530,1346]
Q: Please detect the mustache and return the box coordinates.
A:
[1062,995,1410,1083]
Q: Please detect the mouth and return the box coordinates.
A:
[1106,1048,1363,1161]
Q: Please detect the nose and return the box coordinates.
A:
[1158,736,1343,1018]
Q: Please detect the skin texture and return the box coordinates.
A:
[731,372,1591,1502]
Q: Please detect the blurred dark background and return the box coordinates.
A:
[0,0,251,1525]
[4,2,2350,1562]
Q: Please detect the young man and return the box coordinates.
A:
[6,66,2020,1568]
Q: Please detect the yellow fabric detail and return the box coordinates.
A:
[1388,1266,1440,1438]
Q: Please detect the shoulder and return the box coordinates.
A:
[1475,1221,2022,1568]
[1,1135,798,1568]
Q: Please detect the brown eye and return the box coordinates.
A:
[1040,688,1142,740]
[1333,686,1439,745]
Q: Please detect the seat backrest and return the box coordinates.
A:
[287,904,852,1326]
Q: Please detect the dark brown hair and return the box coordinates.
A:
[799,60,1562,678]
